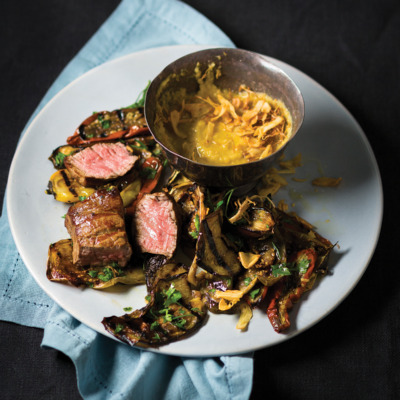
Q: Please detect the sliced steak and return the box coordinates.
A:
[65,188,132,267]
[133,192,180,258]
[64,142,138,187]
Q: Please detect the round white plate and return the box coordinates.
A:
[7,45,383,357]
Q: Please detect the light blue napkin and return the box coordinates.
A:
[0,0,253,399]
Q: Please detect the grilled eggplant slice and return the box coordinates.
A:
[102,262,206,348]
[195,209,241,277]
[47,239,144,289]
[167,171,207,241]
[229,195,276,238]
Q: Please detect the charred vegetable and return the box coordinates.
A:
[67,83,151,146]
[47,239,144,289]
[102,260,206,347]
[49,145,80,169]
[194,209,241,277]
[46,169,95,203]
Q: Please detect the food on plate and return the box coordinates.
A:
[154,64,292,166]
[132,192,180,258]
[65,188,132,267]
[47,239,145,289]
[45,86,335,349]
[100,182,333,347]
[64,142,139,187]
[312,176,342,187]
[102,257,206,347]
[46,169,96,203]
[67,96,150,146]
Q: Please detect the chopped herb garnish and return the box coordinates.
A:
[129,139,148,151]
[61,214,66,219]
[87,270,98,278]
[224,188,236,216]
[297,258,310,275]
[244,277,252,286]
[54,152,67,168]
[101,120,111,129]
[215,200,224,210]
[123,306,133,312]
[78,196,87,202]
[140,166,157,180]
[173,318,187,329]
[271,242,281,259]
[189,214,201,239]
[152,332,161,341]
[271,263,292,277]
[114,323,124,333]
[145,295,152,302]
[97,267,114,282]
[164,284,182,307]
[127,81,151,108]
[249,288,261,300]
[150,321,160,330]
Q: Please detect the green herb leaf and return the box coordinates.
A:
[249,288,261,300]
[173,318,186,329]
[271,242,281,260]
[123,306,133,312]
[271,263,292,277]
[244,277,252,286]
[101,120,111,129]
[189,214,201,239]
[140,166,157,180]
[297,258,310,275]
[87,270,98,278]
[114,323,124,333]
[150,321,160,330]
[97,267,114,282]
[164,284,182,307]
[127,81,151,108]
[54,152,67,168]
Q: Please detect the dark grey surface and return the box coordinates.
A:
[1,1,399,399]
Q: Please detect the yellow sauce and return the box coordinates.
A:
[155,64,292,166]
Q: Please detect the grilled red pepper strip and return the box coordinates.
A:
[67,108,149,146]
[266,248,317,332]
[125,156,163,216]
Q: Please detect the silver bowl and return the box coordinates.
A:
[145,48,304,189]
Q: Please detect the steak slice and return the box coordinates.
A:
[64,142,138,187]
[65,188,132,267]
[133,192,180,258]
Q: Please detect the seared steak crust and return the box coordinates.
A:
[64,142,138,187]
[65,188,132,267]
[133,192,180,258]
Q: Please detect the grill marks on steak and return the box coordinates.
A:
[64,142,138,187]
[65,188,132,267]
[133,192,180,258]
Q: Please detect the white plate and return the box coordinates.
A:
[7,45,383,357]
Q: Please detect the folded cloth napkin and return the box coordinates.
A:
[0,0,254,399]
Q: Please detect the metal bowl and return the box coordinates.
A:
[145,47,304,189]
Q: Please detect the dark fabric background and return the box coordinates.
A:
[1,1,399,399]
